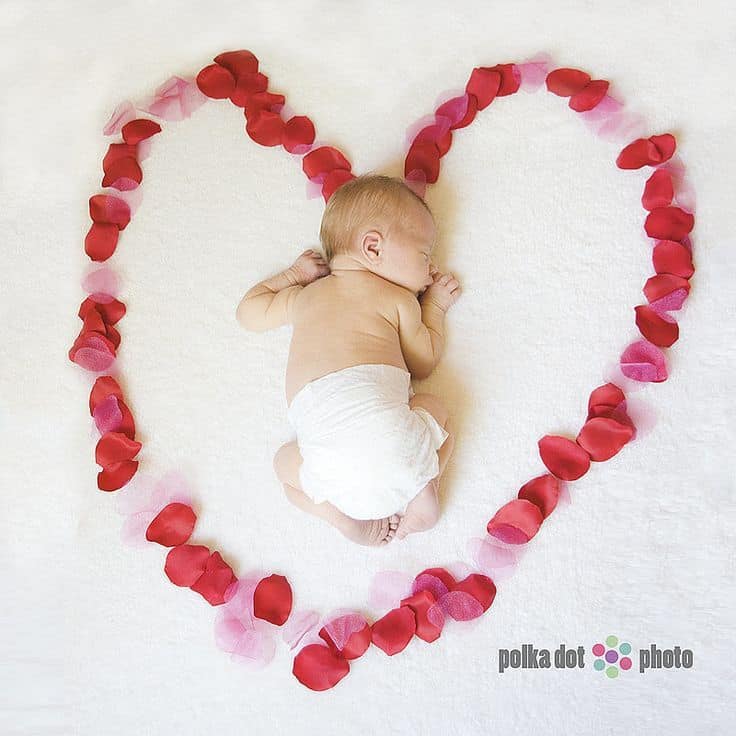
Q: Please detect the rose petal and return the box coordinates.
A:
[102,100,137,136]
[634,304,679,347]
[145,502,196,546]
[292,644,350,691]
[576,416,635,461]
[619,339,668,382]
[517,473,561,518]
[487,499,544,543]
[370,607,416,655]
[253,574,293,625]
[537,435,591,481]
[368,570,414,610]
[282,609,321,650]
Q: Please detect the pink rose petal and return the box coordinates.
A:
[620,339,668,382]
[103,100,137,136]
[282,608,321,650]
[81,267,120,297]
[368,570,414,610]
[120,510,156,548]
[92,394,123,434]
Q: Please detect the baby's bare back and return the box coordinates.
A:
[285,271,409,407]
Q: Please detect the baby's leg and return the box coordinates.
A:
[272,441,400,546]
[395,393,456,541]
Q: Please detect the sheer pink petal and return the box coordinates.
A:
[282,609,321,650]
[214,612,250,653]
[115,472,159,515]
[557,481,573,507]
[601,360,648,394]
[368,570,414,610]
[136,138,153,162]
[81,267,120,297]
[103,185,144,216]
[153,469,195,508]
[322,612,368,652]
[467,537,524,582]
[231,630,277,669]
[103,100,137,136]
[412,572,450,599]
[438,591,484,621]
[120,511,156,547]
[649,288,690,314]
[516,52,553,92]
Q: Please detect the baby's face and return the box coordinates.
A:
[382,206,437,295]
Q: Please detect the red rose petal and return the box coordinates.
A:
[538,435,591,480]
[486,499,544,543]
[231,71,269,107]
[68,332,116,372]
[435,94,470,128]
[620,339,668,382]
[399,590,443,642]
[102,156,142,189]
[191,551,237,605]
[569,79,609,112]
[642,169,674,210]
[164,544,210,586]
[213,49,259,79]
[78,295,126,325]
[97,460,138,492]
[246,91,285,116]
[643,272,691,303]
[319,616,371,660]
[448,573,497,615]
[196,63,236,98]
[302,145,352,180]
[103,142,138,172]
[282,115,316,153]
[253,574,293,625]
[576,416,635,461]
[321,168,355,203]
[404,139,441,184]
[616,133,676,169]
[414,567,457,593]
[245,109,284,147]
[652,239,694,279]
[89,195,131,230]
[546,68,591,96]
[89,375,123,414]
[465,67,502,110]
[370,606,416,655]
[121,118,162,145]
[634,304,679,347]
[95,431,141,468]
[517,473,560,519]
[644,205,695,241]
[84,222,120,261]
[587,383,626,417]
[292,643,350,691]
[146,502,197,546]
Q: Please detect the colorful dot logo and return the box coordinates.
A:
[592,635,632,678]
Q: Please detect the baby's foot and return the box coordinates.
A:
[339,514,401,546]
[395,477,440,541]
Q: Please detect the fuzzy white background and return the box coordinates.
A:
[1,1,734,734]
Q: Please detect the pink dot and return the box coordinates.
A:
[620,657,632,670]
[592,643,605,656]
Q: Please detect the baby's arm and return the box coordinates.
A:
[396,290,446,380]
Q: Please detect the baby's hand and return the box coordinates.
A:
[288,248,330,286]
[419,266,461,312]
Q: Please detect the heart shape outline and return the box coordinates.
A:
[69,49,696,691]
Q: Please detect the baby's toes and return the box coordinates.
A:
[388,514,400,530]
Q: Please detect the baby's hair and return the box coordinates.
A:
[319,173,434,263]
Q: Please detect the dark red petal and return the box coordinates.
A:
[634,304,679,347]
[616,133,676,169]
[146,502,197,546]
[102,156,142,189]
[546,68,591,96]
[253,574,293,625]
[97,460,138,492]
[465,67,502,110]
[213,49,259,79]
[652,239,694,278]
[164,544,210,587]
[642,169,674,210]
[319,621,372,660]
[486,499,544,544]
[644,206,695,240]
[190,552,237,605]
[321,169,355,203]
[246,91,285,115]
[78,295,126,325]
[569,79,609,111]
[245,109,284,146]
[538,435,591,480]
[587,383,626,418]
[404,139,440,184]
[302,145,352,179]
[576,416,635,461]
[451,574,497,614]
[292,643,350,691]
[121,118,161,145]
[282,115,316,153]
[230,71,269,107]
[89,375,123,414]
[643,272,691,303]
[517,473,560,519]
[196,63,236,98]
[95,430,141,467]
[89,195,131,230]
[370,606,416,655]
[399,591,443,642]
[84,222,119,261]
[103,142,138,172]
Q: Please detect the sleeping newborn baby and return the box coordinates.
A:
[237,174,461,546]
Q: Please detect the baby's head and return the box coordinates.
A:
[319,173,437,294]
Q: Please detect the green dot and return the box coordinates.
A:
[619,642,631,655]
[594,659,605,671]
[606,666,619,679]
[606,635,618,647]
